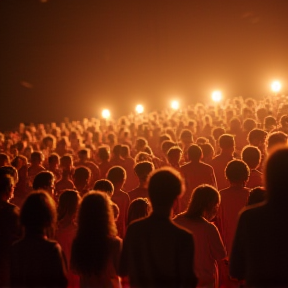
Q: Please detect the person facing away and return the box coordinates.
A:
[10,191,68,288]
[70,191,122,288]
[33,171,56,199]
[230,147,288,287]
[128,161,154,202]
[0,172,21,287]
[127,197,150,227]
[27,151,46,188]
[55,190,81,288]
[241,145,263,189]
[72,166,91,197]
[107,166,130,239]
[211,134,235,191]
[216,159,250,257]
[119,167,198,288]
[174,185,227,288]
[180,144,217,213]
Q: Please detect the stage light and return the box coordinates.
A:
[102,109,110,119]
[171,100,179,110]
[271,81,281,93]
[135,104,144,114]
[211,91,222,102]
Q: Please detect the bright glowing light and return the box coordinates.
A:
[135,104,144,114]
[102,109,110,119]
[211,91,222,102]
[271,81,282,93]
[171,100,179,110]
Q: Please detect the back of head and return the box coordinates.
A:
[241,145,261,169]
[60,154,73,170]
[33,171,54,191]
[148,167,183,210]
[266,132,288,154]
[161,140,176,155]
[265,147,288,205]
[93,179,114,197]
[120,145,130,158]
[167,147,183,162]
[48,153,60,165]
[112,144,122,157]
[212,127,225,141]
[180,129,193,144]
[73,166,91,184]
[219,134,235,151]
[0,153,10,166]
[0,173,14,200]
[98,146,110,162]
[21,191,56,234]
[248,128,267,146]
[127,197,150,225]
[243,118,257,132]
[106,166,126,186]
[57,190,81,221]
[186,185,220,219]
[187,144,202,162]
[134,161,154,182]
[30,151,43,164]
[0,165,18,184]
[247,187,266,206]
[135,137,147,152]
[225,159,250,184]
[78,149,89,161]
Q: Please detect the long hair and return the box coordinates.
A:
[70,191,117,276]
[57,190,81,221]
[185,185,220,219]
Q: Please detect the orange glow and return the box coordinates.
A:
[211,91,222,102]
[271,81,281,93]
[102,109,110,119]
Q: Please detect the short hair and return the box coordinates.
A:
[0,153,10,166]
[266,132,288,151]
[180,129,193,142]
[241,145,261,169]
[30,151,44,164]
[60,154,73,169]
[134,161,154,182]
[98,146,110,162]
[48,153,60,165]
[135,152,152,163]
[264,116,276,128]
[161,140,176,154]
[78,149,89,159]
[0,173,14,196]
[212,127,225,141]
[243,118,257,132]
[127,197,150,225]
[186,185,220,218]
[247,187,266,206]
[106,166,126,185]
[120,145,130,158]
[0,165,18,184]
[20,191,56,232]
[57,190,81,221]
[93,179,114,197]
[135,137,148,150]
[219,134,235,150]
[73,166,91,183]
[200,143,215,160]
[248,129,267,146]
[187,144,202,162]
[159,134,172,145]
[167,147,183,161]
[225,159,250,183]
[33,171,54,190]
[280,114,288,127]
[148,167,183,209]
[195,137,208,145]
[112,145,122,157]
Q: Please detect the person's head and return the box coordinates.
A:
[229,117,241,133]
[48,153,60,169]
[225,159,250,185]
[161,140,176,156]
[247,128,267,149]
[167,147,183,166]
[0,165,18,184]
[264,147,288,205]
[241,145,261,169]
[60,154,73,172]
[187,144,202,162]
[212,127,225,141]
[11,155,27,170]
[148,167,183,212]
[112,144,122,158]
[93,179,114,198]
[20,191,56,235]
[243,118,257,132]
[280,114,288,129]
[199,143,215,163]
[185,185,220,221]
[219,134,235,154]
[180,129,193,145]
[264,115,277,131]
[134,161,154,183]
[0,173,15,201]
[266,131,288,154]
[120,145,131,158]
[57,190,81,221]
[247,187,266,206]
[97,146,110,162]
[127,197,150,226]
[0,153,10,167]
[71,191,117,275]
[33,171,55,196]
[30,151,44,165]
[73,166,91,186]
[196,137,208,145]
[135,137,148,152]
[106,166,126,189]
[135,152,153,163]
[77,149,89,162]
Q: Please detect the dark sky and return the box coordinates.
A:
[1,0,288,130]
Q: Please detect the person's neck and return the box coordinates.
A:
[138,181,146,188]
[229,182,245,188]
[221,150,233,157]
[151,207,172,219]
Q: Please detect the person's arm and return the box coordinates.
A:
[209,223,227,261]
[178,233,198,288]
[229,211,247,281]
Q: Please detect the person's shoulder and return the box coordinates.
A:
[200,161,214,170]
[240,201,267,218]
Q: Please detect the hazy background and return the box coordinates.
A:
[1,0,288,130]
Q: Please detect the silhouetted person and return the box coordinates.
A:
[127,197,150,226]
[27,151,46,188]
[246,187,266,206]
[47,153,61,181]
[119,167,198,288]
[10,191,68,288]
[72,166,91,197]
[97,146,112,179]
[230,147,288,287]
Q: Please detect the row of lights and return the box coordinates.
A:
[101,80,283,119]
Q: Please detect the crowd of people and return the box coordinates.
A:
[1,93,288,288]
